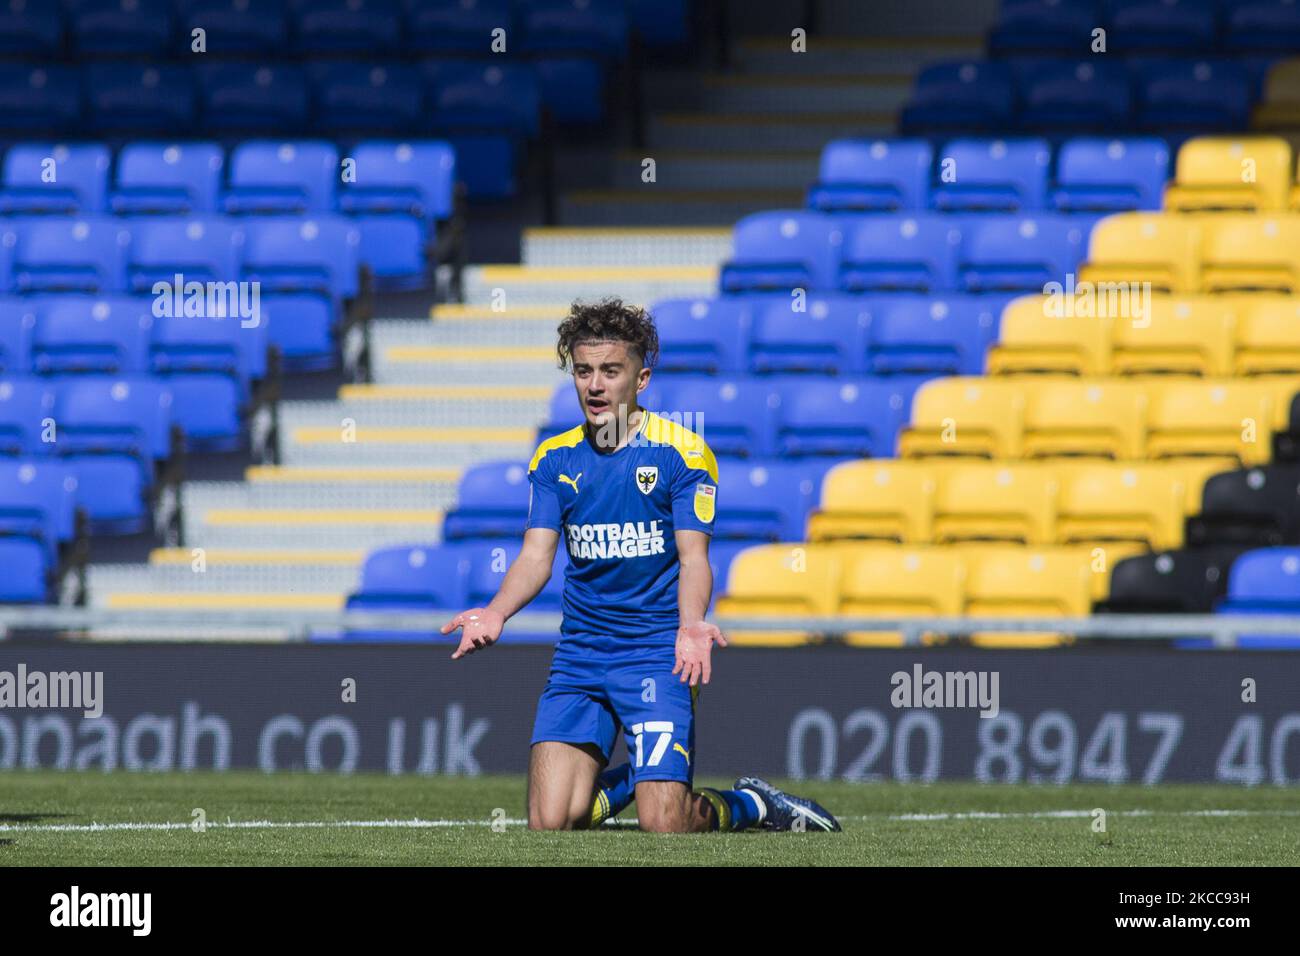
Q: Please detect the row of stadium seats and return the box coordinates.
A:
[990,0,1300,55]
[991,294,1300,378]
[0,141,457,288]
[0,216,364,369]
[899,57,1274,134]
[810,137,1171,214]
[1080,211,1300,293]
[809,135,1300,217]
[0,0,673,58]
[0,296,272,451]
[901,376,1300,466]
[721,212,1096,295]
[717,541,1300,648]
[0,458,85,604]
[0,376,182,538]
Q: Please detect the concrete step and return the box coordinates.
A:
[521,228,732,268]
[610,150,819,191]
[731,35,982,76]
[698,74,912,114]
[463,264,717,306]
[560,188,804,226]
[647,112,894,153]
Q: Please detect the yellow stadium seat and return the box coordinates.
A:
[715,543,843,646]
[1078,212,1202,294]
[1251,58,1300,130]
[897,377,1025,459]
[1199,214,1300,293]
[1053,462,1189,550]
[1264,375,1300,429]
[985,294,1113,377]
[1020,379,1148,459]
[1235,299,1300,375]
[931,463,1057,545]
[1109,297,1237,377]
[1163,137,1293,213]
[959,546,1093,647]
[805,459,937,543]
[838,546,965,647]
[1143,379,1276,465]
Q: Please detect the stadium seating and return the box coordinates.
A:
[112,143,225,216]
[1163,136,1293,212]
[930,139,1051,212]
[1051,138,1170,213]
[0,143,110,216]
[807,139,933,213]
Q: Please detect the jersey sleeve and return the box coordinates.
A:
[670,440,718,535]
[526,451,564,532]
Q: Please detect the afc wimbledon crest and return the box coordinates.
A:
[635,466,659,495]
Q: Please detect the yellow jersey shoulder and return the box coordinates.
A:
[642,411,719,482]
[528,425,584,472]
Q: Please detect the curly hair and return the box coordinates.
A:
[555,297,660,372]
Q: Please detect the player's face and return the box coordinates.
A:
[570,340,650,431]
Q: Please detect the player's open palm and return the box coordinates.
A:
[441,607,505,660]
[673,621,727,687]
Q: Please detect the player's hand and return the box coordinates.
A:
[441,607,505,660]
[672,621,727,687]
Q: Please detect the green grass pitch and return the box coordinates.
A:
[1,770,1297,866]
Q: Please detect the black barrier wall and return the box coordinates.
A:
[0,644,1297,784]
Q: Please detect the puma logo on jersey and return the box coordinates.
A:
[673,743,691,764]
[558,472,581,493]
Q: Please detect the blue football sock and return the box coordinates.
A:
[698,787,766,831]
[590,762,635,826]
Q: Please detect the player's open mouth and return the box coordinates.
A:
[586,398,610,413]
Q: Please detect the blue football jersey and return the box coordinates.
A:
[526,410,719,637]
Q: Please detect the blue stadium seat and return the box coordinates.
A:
[0,538,47,603]
[866,295,999,376]
[463,540,566,642]
[1216,547,1300,648]
[180,0,289,53]
[406,0,513,54]
[1136,60,1253,132]
[649,297,749,375]
[0,3,63,56]
[519,0,629,124]
[773,377,920,459]
[0,458,79,569]
[69,0,175,56]
[112,142,225,216]
[1018,60,1132,132]
[311,62,424,134]
[931,138,1051,212]
[51,376,174,533]
[126,217,244,292]
[655,376,777,459]
[748,296,870,375]
[224,140,339,215]
[1051,137,1170,212]
[1106,0,1217,53]
[990,0,1100,55]
[0,66,80,135]
[0,143,110,216]
[86,64,196,134]
[11,218,130,294]
[721,212,844,294]
[957,215,1088,292]
[240,216,360,368]
[441,460,531,541]
[0,298,36,374]
[808,139,933,214]
[344,544,468,641]
[338,141,456,286]
[900,61,1016,135]
[839,215,962,293]
[197,63,310,132]
[628,0,692,48]
[713,459,819,543]
[1226,0,1300,52]
[32,295,154,376]
[293,0,402,54]
[150,306,254,451]
[0,378,55,456]
[423,60,541,199]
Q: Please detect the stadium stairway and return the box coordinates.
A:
[84,229,726,612]
[560,22,983,226]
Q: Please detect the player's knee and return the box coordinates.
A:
[637,800,690,833]
[528,806,578,831]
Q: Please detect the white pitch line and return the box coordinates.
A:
[2,809,1299,835]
